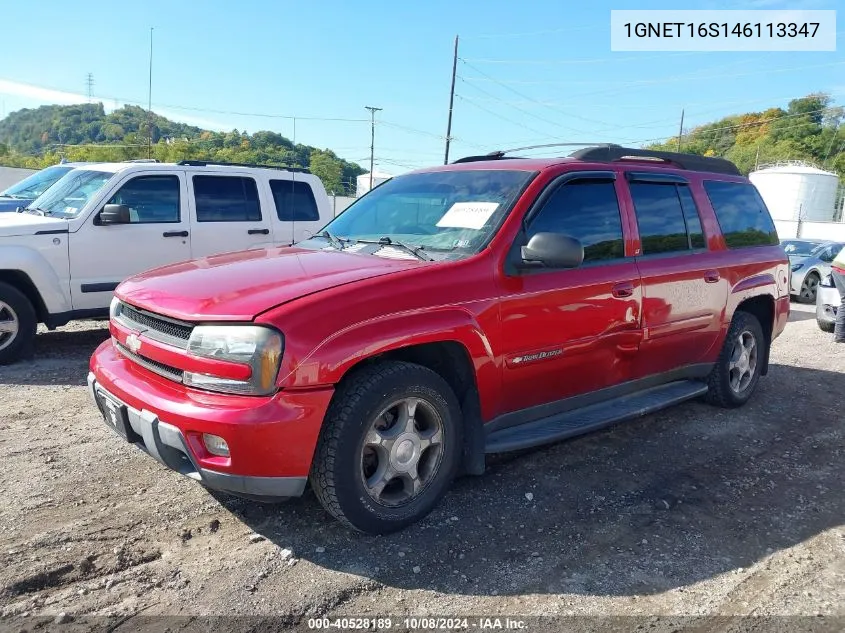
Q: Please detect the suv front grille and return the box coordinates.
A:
[117,303,194,347]
[115,341,184,383]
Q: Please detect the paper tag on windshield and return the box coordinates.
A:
[436,202,499,230]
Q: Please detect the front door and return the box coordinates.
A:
[69,172,191,311]
[187,173,275,258]
[498,173,642,416]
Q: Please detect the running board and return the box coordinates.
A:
[484,380,709,454]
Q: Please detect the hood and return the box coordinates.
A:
[0,212,68,236]
[117,246,425,321]
[0,197,33,213]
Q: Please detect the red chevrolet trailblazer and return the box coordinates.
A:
[89,145,789,533]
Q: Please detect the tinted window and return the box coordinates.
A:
[193,176,261,222]
[106,175,180,224]
[630,183,706,254]
[270,179,319,221]
[630,183,688,254]
[677,186,706,248]
[704,181,778,248]
[528,179,624,262]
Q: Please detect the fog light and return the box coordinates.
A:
[202,434,230,457]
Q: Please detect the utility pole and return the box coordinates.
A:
[444,35,459,165]
[676,109,685,152]
[147,27,154,159]
[365,106,382,191]
[86,73,94,102]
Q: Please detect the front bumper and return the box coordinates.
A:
[89,340,334,501]
[816,284,840,326]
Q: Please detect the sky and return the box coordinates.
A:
[0,0,842,175]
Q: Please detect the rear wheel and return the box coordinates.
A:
[799,272,820,304]
[705,311,766,408]
[310,361,462,534]
[0,282,37,365]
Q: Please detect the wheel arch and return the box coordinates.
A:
[734,294,775,376]
[0,270,49,323]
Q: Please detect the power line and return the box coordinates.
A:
[455,94,556,138]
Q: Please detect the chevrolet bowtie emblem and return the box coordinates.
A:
[126,332,142,354]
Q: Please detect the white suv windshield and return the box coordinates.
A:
[308,169,535,258]
[2,165,73,199]
[27,170,113,218]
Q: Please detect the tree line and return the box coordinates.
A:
[0,103,365,195]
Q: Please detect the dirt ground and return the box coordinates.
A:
[0,302,843,630]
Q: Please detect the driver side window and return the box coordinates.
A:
[527,178,624,262]
[106,175,181,224]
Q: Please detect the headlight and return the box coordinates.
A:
[109,296,122,319]
[790,263,804,272]
[183,325,283,396]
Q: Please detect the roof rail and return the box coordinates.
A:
[123,159,160,163]
[570,146,741,176]
[176,160,311,174]
[452,151,508,164]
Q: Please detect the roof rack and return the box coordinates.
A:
[176,160,310,173]
[123,159,160,163]
[569,146,741,176]
[452,143,741,176]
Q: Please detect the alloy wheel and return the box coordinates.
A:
[360,396,444,507]
[0,300,20,352]
[728,330,758,394]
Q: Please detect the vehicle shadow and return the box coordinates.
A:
[0,323,109,386]
[224,363,844,597]
[787,308,816,323]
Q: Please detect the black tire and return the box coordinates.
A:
[817,319,835,333]
[705,311,766,408]
[310,361,462,534]
[0,281,37,365]
[798,272,820,304]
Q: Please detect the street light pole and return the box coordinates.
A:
[365,106,382,191]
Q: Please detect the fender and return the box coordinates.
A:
[0,244,72,315]
[726,272,776,317]
[280,306,501,421]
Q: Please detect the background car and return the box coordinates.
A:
[0,163,88,212]
[816,273,840,333]
[783,239,845,303]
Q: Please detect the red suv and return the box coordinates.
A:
[88,145,790,534]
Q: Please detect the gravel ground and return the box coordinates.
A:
[0,303,843,629]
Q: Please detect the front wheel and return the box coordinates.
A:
[799,272,820,304]
[310,361,463,534]
[705,311,766,408]
[0,281,37,365]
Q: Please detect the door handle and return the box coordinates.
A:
[612,282,635,298]
[248,228,270,235]
[704,270,721,283]
[163,230,189,238]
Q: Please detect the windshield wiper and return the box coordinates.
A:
[315,229,347,251]
[355,237,434,261]
[23,207,52,216]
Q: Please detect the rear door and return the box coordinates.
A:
[68,171,191,311]
[268,175,326,245]
[625,172,726,378]
[187,172,275,258]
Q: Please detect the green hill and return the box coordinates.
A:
[0,103,365,195]
[648,93,845,178]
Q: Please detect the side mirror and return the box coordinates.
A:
[521,232,584,269]
[99,204,131,225]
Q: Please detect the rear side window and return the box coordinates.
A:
[528,179,624,262]
[270,179,319,221]
[629,182,706,254]
[193,176,261,222]
[703,181,778,248]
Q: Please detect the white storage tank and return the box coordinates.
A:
[749,162,839,222]
[356,171,392,197]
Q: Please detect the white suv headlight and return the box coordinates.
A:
[184,325,283,396]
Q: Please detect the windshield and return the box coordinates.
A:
[27,169,113,218]
[2,165,73,199]
[782,240,822,257]
[305,169,535,259]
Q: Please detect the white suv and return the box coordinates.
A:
[0,160,333,363]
